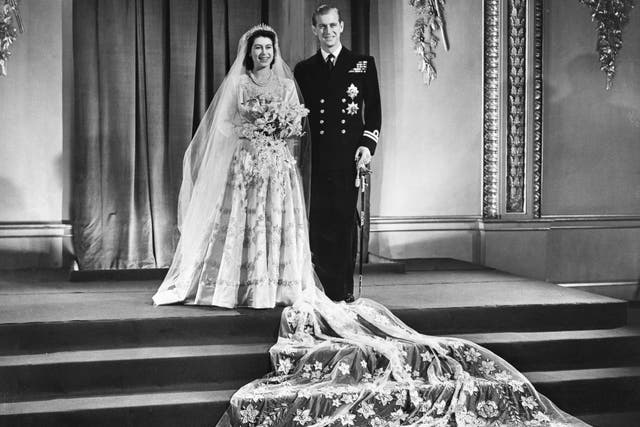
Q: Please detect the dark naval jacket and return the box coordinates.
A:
[294,48,381,172]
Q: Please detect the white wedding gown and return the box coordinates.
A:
[152,25,589,427]
[153,73,315,308]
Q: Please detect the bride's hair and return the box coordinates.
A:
[243,28,277,71]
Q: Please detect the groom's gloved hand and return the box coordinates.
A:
[355,146,372,170]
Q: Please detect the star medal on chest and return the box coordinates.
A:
[346,84,359,115]
[346,83,359,99]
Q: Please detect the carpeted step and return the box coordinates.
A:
[3,367,639,427]
[455,326,640,371]
[525,366,640,415]
[0,343,272,402]
[0,311,283,356]
[0,300,627,356]
[0,386,237,427]
[4,327,640,404]
[394,300,626,336]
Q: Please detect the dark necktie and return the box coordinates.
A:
[326,53,334,72]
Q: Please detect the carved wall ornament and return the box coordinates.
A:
[409,0,449,86]
[483,0,545,218]
[0,0,23,77]
[482,0,500,218]
[533,0,544,218]
[506,0,527,213]
[579,0,635,90]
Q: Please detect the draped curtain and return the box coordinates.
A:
[72,0,370,270]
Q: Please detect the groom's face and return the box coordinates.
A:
[312,9,344,51]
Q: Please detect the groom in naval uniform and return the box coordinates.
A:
[294,4,381,302]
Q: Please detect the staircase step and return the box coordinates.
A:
[0,387,236,427]
[525,366,640,414]
[0,312,283,356]
[395,301,627,336]
[1,300,627,355]
[0,270,634,425]
[1,343,272,402]
[5,327,640,404]
[455,326,640,371]
[4,367,639,427]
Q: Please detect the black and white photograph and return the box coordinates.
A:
[0,0,639,426]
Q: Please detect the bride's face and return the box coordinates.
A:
[251,37,274,71]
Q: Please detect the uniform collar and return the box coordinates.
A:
[320,44,342,62]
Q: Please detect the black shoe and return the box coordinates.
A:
[344,293,355,303]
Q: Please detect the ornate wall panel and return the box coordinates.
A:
[482,0,501,219]
[532,0,543,218]
[483,0,544,218]
[506,0,526,213]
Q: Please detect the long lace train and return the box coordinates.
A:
[217,289,589,426]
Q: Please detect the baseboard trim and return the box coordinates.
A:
[370,215,640,233]
[1,218,636,236]
[540,214,640,221]
[0,222,72,239]
[370,216,482,224]
[370,216,480,233]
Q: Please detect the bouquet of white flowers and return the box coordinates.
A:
[237,93,309,186]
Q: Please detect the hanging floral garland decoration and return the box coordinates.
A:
[409,0,449,86]
[0,0,23,77]
[579,0,634,90]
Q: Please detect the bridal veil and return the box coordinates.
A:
[153,25,312,305]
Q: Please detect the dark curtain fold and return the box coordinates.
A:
[351,0,370,55]
[192,0,263,130]
[72,0,367,270]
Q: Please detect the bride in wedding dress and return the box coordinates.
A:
[152,25,315,309]
[153,25,588,426]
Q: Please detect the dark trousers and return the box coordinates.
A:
[309,169,358,301]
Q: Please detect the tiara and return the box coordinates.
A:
[242,24,277,41]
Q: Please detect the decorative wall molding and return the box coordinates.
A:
[369,215,639,283]
[484,225,640,232]
[371,215,482,224]
[506,0,527,213]
[482,0,501,219]
[370,215,640,233]
[370,216,480,233]
[0,222,72,239]
[539,214,640,221]
[532,0,544,218]
[0,222,73,269]
[483,0,546,219]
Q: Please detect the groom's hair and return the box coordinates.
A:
[243,29,277,71]
[312,4,342,26]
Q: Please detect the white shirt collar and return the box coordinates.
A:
[321,44,342,62]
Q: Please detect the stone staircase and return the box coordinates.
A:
[1,284,639,426]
